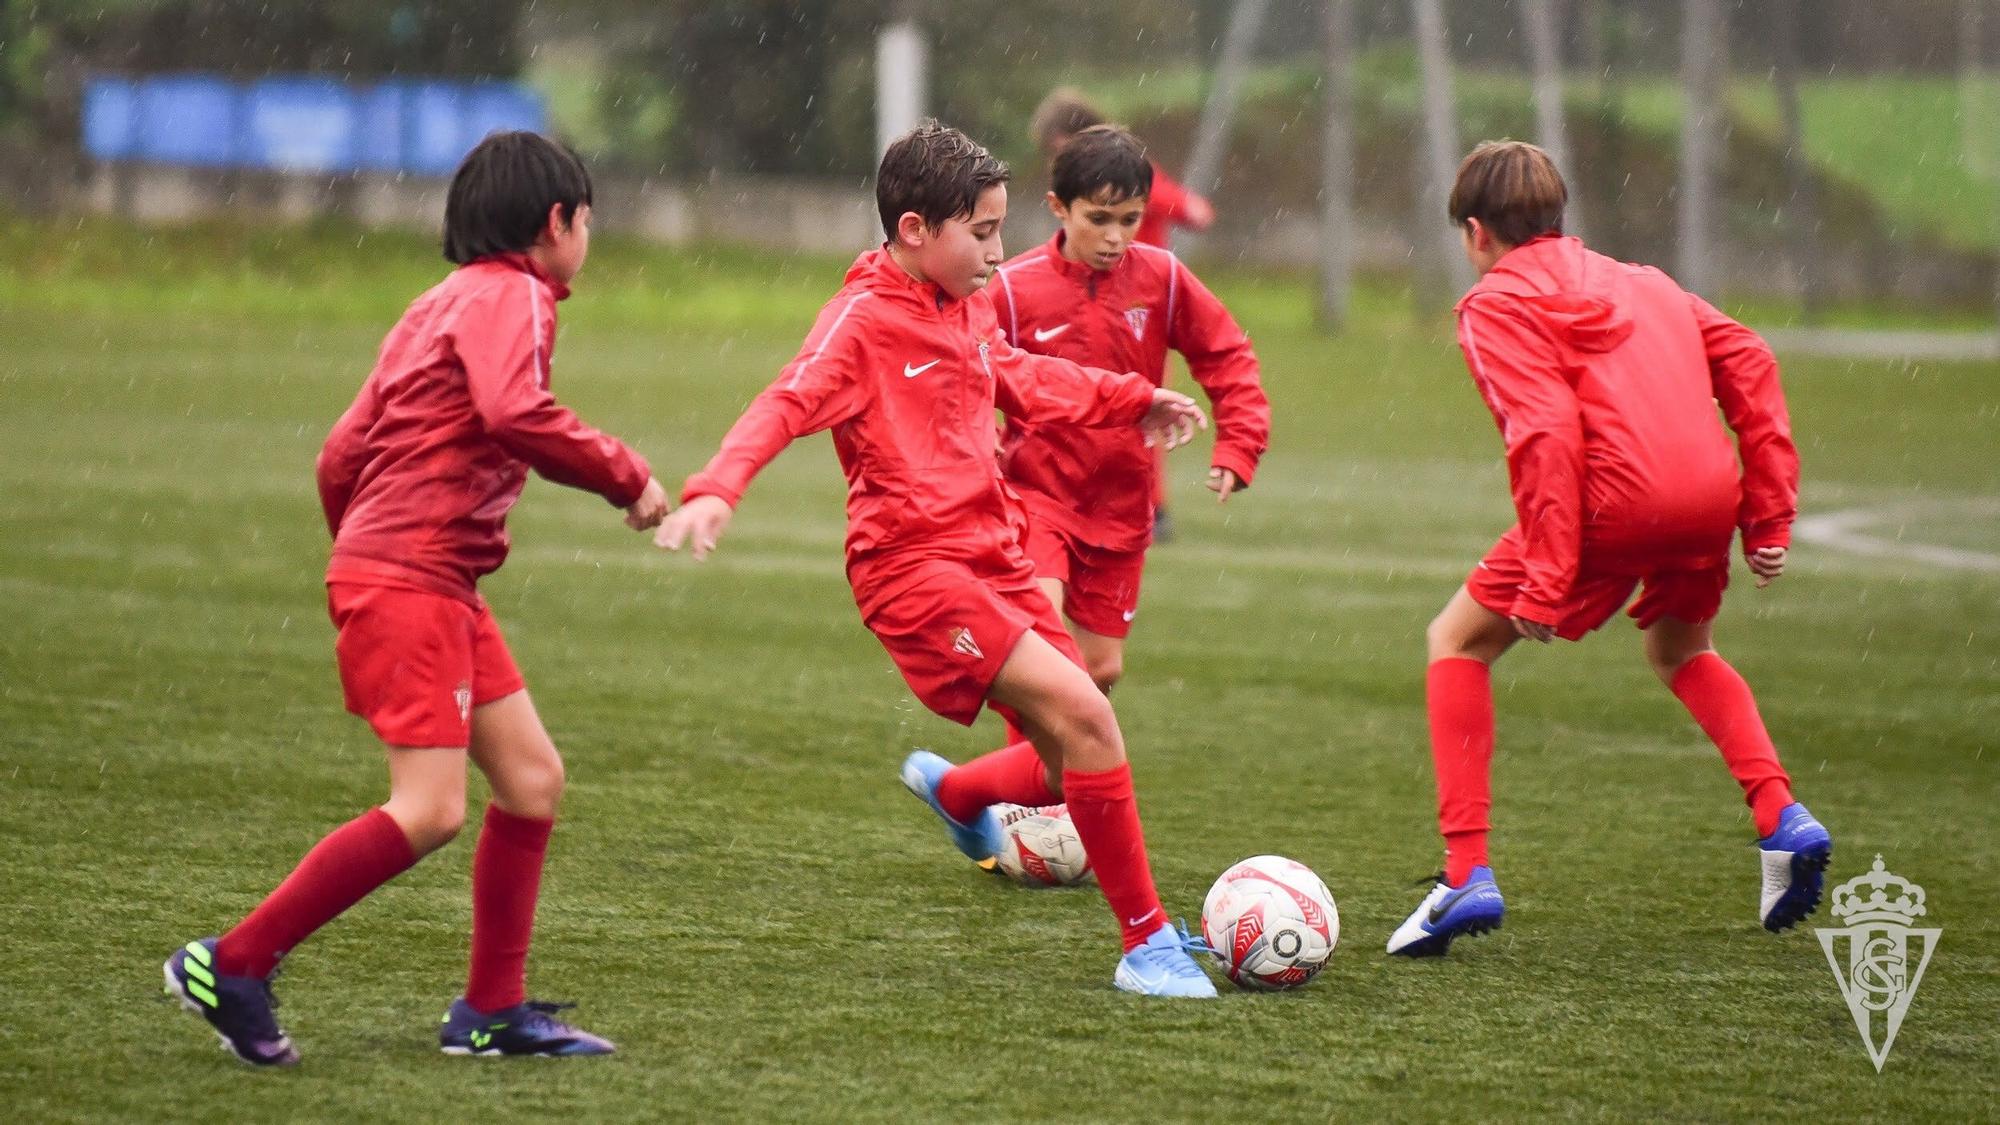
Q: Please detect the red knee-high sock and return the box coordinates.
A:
[1063,763,1164,952]
[215,807,417,979]
[937,740,1058,823]
[465,803,554,1014]
[1428,657,1495,888]
[1670,652,1794,836]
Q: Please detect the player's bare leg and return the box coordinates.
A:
[440,690,614,1056]
[1389,587,1512,956]
[1643,616,1830,931]
[988,632,1214,996]
[1037,575,1124,695]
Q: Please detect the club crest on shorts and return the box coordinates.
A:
[1124,306,1150,340]
[1816,855,1939,1072]
[948,627,984,660]
[453,681,473,723]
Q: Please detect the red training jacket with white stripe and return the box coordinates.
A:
[1453,234,1799,620]
[317,253,651,605]
[680,247,1158,602]
[992,233,1270,552]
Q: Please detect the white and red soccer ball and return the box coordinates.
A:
[1201,855,1339,990]
[992,804,1094,887]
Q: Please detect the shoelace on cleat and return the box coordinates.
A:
[519,999,580,1032]
[1414,871,1447,889]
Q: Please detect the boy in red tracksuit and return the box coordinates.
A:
[656,122,1219,997]
[936,125,1267,836]
[1031,89,1218,541]
[1387,141,1833,957]
[164,132,669,1063]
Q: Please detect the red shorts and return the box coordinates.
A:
[857,557,1086,726]
[327,582,525,748]
[1465,527,1729,641]
[1022,519,1147,640]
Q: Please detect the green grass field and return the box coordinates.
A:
[2,222,1996,1121]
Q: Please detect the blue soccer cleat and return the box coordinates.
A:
[1113,921,1219,998]
[1386,866,1505,957]
[439,997,615,1057]
[162,937,300,1067]
[1757,802,1832,932]
[899,749,1005,863]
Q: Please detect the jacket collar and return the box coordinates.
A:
[476,252,571,301]
[851,245,957,309]
[1037,231,1122,283]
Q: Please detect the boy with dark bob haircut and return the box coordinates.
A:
[1387,140,1832,957]
[657,121,1222,997]
[935,124,1265,796]
[164,131,668,1063]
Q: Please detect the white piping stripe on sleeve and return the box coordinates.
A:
[789,291,871,389]
[996,268,1019,342]
[1132,243,1178,324]
[524,275,547,371]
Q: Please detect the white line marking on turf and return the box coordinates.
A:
[1794,502,2000,573]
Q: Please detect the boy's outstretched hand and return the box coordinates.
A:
[1140,388,1207,451]
[1747,545,1787,588]
[1207,467,1240,503]
[655,494,733,561]
[624,477,672,530]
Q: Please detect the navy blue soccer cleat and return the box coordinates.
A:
[1757,802,1832,932]
[162,937,300,1067]
[438,997,616,1057]
[1113,921,1218,998]
[1386,866,1505,957]
[899,749,1005,863]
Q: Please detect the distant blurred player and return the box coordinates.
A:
[1030,88,1215,249]
[163,132,668,1063]
[1031,88,1216,542]
[655,122,1219,997]
[1388,141,1831,957]
[956,123,1265,769]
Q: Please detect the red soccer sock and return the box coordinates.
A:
[937,740,1058,823]
[465,803,554,1014]
[1670,652,1795,837]
[215,807,418,979]
[1063,763,1164,951]
[1428,657,1495,887]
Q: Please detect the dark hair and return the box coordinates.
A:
[1447,140,1566,247]
[876,121,1010,242]
[1031,88,1107,153]
[1051,124,1153,206]
[442,131,594,265]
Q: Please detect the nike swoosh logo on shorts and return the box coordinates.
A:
[1033,324,1071,342]
[904,359,940,378]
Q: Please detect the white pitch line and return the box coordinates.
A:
[1793,503,2000,573]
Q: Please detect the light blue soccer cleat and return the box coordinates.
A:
[1757,802,1832,932]
[1113,921,1219,998]
[1386,865,1505,957]
[899,750,1006,863]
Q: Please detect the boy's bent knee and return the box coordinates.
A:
[387,799,465,854]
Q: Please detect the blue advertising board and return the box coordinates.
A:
[82,74,547,176]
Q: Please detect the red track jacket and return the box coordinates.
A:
[992,235,1269,551]
[317,254,650,605]
[1455,235,1799,619]
[680,248,1159,603]
[1135,164,1207,248]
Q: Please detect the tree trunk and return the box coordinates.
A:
[1677,0,1725,297]
[1318,0,1356,331]
[1771,0,1824,322]
[1183,0,1272,203]
[1411,0,1473,304]
[1522,0,1583,240]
